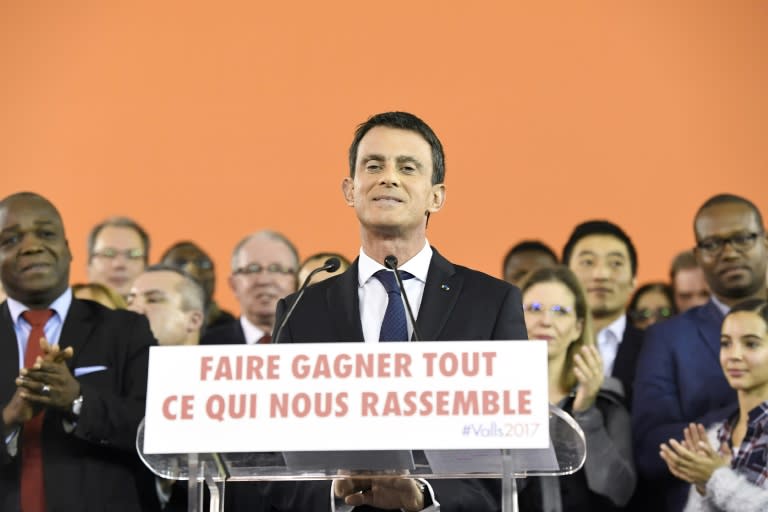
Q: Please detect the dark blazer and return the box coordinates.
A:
[275,248,527,344]
[0,298,155,512]
[611,317,645,409]
[264,248,528,512]
[201,318,246,345]
[631,300,737,512]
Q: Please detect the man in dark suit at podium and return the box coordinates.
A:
[272,112,528,511]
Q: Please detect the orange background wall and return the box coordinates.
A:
[2,2,766,313]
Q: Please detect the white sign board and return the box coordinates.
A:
[143,341,548,454]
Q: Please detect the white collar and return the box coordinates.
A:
[8,288,72,326]
[599,313,627,342]
[357,241,433,286]
[239,316,267,345]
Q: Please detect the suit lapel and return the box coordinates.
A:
[0,303,19,404]
[58,299,96,368]
[327,258,364,342]
[695,300,725,359]
[416,249,462,341]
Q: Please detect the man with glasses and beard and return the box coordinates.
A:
[632,194,768,512]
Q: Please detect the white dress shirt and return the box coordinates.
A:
[357,241,432,343]
[240,315,268,345]
[332,242,440,511]
[596,313,626,377]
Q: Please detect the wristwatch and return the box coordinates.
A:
[71,395,84,416]
[416,480,434,509]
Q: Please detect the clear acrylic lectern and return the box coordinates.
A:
[137,404,585,512]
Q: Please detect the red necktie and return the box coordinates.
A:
[257,334,272,344]
[20,309,54,512]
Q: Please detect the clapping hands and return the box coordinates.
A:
[660,423,732,495]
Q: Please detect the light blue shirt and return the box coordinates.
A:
[5,288,73,452]
[7,288,72,370]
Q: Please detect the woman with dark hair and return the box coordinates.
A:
[518,265,636,511]
[661,298,768,511]
[628,282,675,330]
[160,240,235,330]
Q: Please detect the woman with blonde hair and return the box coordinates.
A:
[72,282,127,309]
[518,265,636,511]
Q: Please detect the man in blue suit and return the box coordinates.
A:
[632,194,768,511]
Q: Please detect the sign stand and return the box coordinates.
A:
[137,404,585,512]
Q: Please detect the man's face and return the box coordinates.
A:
[568,234,636,320]
[162,244,215,300]
[342,126,445,237]
[228,236,297,330]
[87,225,146,296]
[504,250,557,286]
[694,203,768,301]
[127,270,201,346]
[672,267,710,312]
[0,196,72,307]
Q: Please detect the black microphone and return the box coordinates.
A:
[273,257,341,343]
[384,255,422,342]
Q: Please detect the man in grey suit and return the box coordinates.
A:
[273,111,527,512]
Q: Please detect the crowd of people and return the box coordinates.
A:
[1,110,767,511]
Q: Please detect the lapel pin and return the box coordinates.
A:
[441,284,450,291]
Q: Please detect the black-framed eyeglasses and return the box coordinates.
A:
[631,307,673,322]
[233,263,295,276]
[523,302,573,318]
[91,248,145,261]
[169,257,213,270]
[696,232,762,256]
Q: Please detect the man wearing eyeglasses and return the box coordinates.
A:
[201,230,298,346]
[86,216,150,298]
[632,193,768,512]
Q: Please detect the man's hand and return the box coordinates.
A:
[2,388,40,433]
[17,337,79,411]
[334,477,425,511]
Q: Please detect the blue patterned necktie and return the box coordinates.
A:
[374,269,414,342]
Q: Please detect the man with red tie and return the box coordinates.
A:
[0,192,154,511]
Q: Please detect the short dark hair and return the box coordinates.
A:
[0,192,61,222]
[725,298,768,330]
[87,216,150,264]
[160,240,210,264]
[502,240,558,276]
[143,264,205,313]
[348,111,445,185]
[694,193,765,238]
[669,250,699,281]
[561,220,638,277]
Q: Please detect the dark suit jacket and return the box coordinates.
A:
[263,249,528,512]
[201,319,246,345]
[611,317,645,409]
[631,300,737,512]
[0,298,155,512]
[275,248,527,344]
